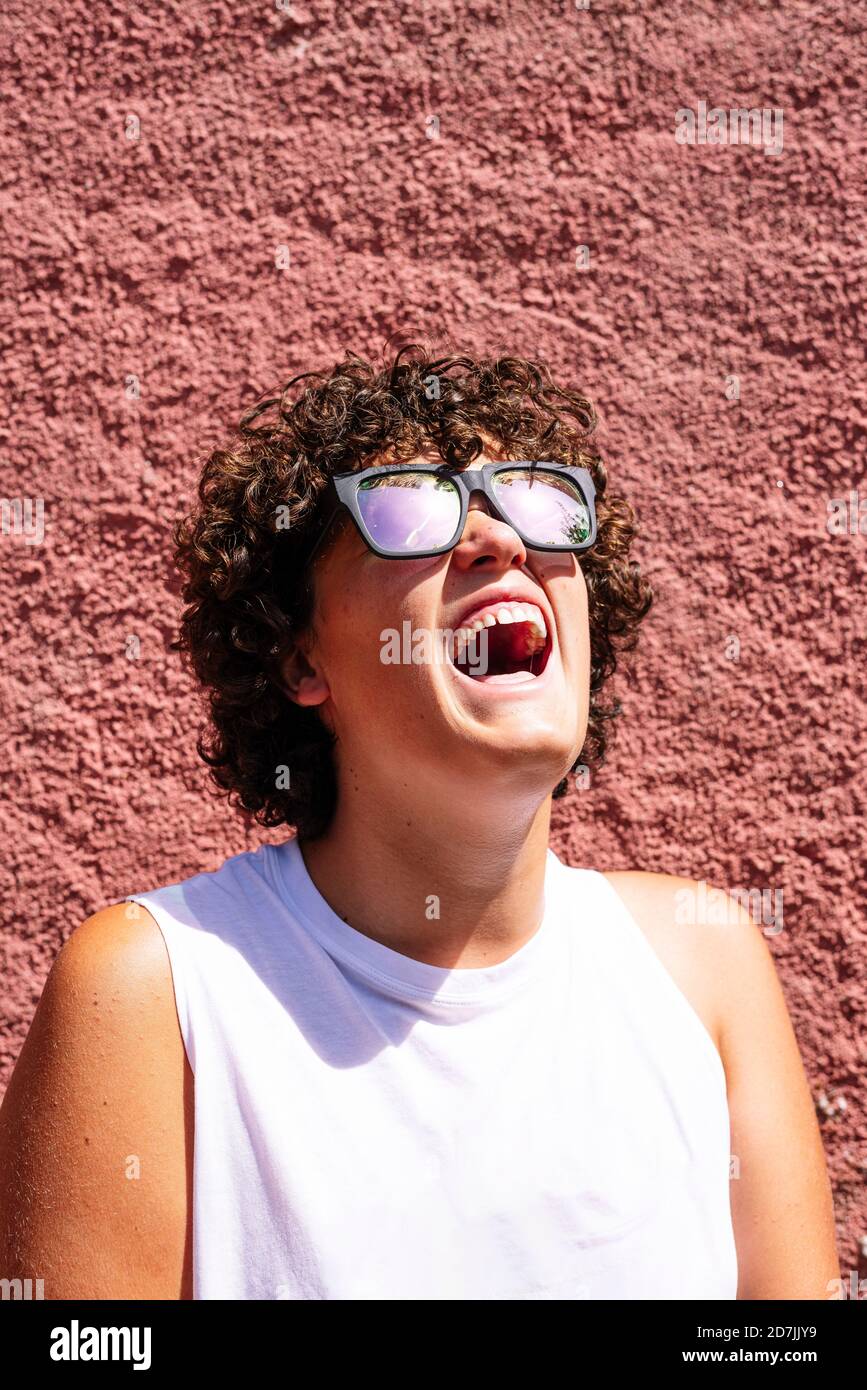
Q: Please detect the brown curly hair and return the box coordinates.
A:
[171,341,653,840]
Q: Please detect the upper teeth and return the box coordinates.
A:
[453,602,548,652]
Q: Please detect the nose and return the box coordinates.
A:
[454,493,528,567]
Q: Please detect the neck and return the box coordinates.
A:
[297,763,554,969]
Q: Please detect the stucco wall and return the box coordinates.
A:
[1,2,864,1278]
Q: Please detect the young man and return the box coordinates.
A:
[0,347,840,1300]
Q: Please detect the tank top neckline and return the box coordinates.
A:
[268,835,570,1011]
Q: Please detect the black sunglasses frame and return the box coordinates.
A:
[305,462,598,562]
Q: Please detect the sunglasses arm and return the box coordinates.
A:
[302,497,344,568]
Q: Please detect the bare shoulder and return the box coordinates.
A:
[601,870,840,1298]
[0,901,193,1299]
[600,870,786,1065]
[599,870,732,1058]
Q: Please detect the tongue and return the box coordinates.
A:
[460,620,543,678]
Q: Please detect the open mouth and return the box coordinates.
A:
[449,603,553,685]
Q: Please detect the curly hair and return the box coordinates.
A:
[170,340,653,840]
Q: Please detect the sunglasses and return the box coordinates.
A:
[305,462,598,562]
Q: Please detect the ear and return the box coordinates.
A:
[279,642,331,708]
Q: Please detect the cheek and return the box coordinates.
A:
[577,584,591,657]
[328,562,443,672]
[317,591,417,706]
[548,567,589,647]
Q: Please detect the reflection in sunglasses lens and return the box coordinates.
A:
[493,470,591,546]
[356,473,461,554]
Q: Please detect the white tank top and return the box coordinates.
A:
[122,837,738,1300]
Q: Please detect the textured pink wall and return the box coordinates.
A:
[2,3,864,1276]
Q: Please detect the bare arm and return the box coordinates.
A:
[713,894,841,1299]
[0,903,193,1299]
[605,871,841,1300]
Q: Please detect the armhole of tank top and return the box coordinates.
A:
[583,869,729,1102]
[123,896,195,1079]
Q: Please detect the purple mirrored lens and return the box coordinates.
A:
[356,473,461,553]
[492,469,590,545]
